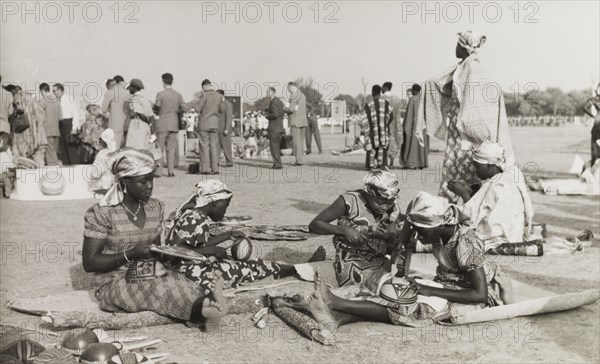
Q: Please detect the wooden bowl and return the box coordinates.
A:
[79,344,119,364]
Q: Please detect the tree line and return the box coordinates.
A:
[242,77,595,118]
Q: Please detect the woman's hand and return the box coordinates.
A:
[228,230,246,239]
[129,242,153,260]
[447,180,471,200]
[342,226,368,245]
[406,277,430,296]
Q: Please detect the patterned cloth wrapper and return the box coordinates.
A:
[333,191,397,293]
[406,191,469,228]
[457,31,487,55]
[99,149,156,207]
[165,208,282,290]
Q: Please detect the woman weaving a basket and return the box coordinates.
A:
[308,169,404,293]
[292,191,515,328]
[82,149,227,330]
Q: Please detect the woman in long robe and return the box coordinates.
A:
[415,31,515,203]
[401,84,429,169]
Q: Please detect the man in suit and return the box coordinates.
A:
[284,82,308,165]
[38,83,61,165]
[265,87,285,169]
[154,73,184,177]
[216,90,234,167]
[102,75,128,148]
[184,79,223,174]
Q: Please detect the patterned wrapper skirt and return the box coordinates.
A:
[96,270,203,321]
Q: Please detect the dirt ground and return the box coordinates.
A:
[1,126,599,363]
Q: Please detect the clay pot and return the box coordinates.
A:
[40,170,66,195]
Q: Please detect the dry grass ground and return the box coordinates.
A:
[1,126,598,363]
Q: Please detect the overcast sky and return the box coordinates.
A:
[1,1,599,104]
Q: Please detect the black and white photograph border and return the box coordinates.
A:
[1,1,599,363]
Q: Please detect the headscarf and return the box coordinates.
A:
[100,128,118,152]
[99,148,156,206]
[457,31,486,55]
[362,169,402,221]
[362,169,400,200]
[471,141,506,171]
[174,179,233,217]
[406,191,469,228]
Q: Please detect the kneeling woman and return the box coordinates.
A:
[82,149,226,328]
[303,191,515,328]
[165,180,324,289]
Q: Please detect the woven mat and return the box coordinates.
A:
[451,290,599,324]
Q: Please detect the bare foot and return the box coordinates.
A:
[307,246,327,262]
[314,268,335,305]
[494,269,516,304]
[308,290,339,335]
[308,269,339,333]
[201,271,229,332]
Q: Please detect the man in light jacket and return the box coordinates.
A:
[284,82,308,165]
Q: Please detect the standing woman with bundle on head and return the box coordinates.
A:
[415,31,515,203]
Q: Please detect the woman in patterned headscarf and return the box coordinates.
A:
[308,169,404,293]
[415,31,515,203]
[293,191,515,330]
[82,149,228,331]
[165,179,326,290]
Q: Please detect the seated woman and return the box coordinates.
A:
[308,169,403,293]
[447,141,534,249]
[82,149,226,330]
[165,179,325,289]
[295,191,514,329]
